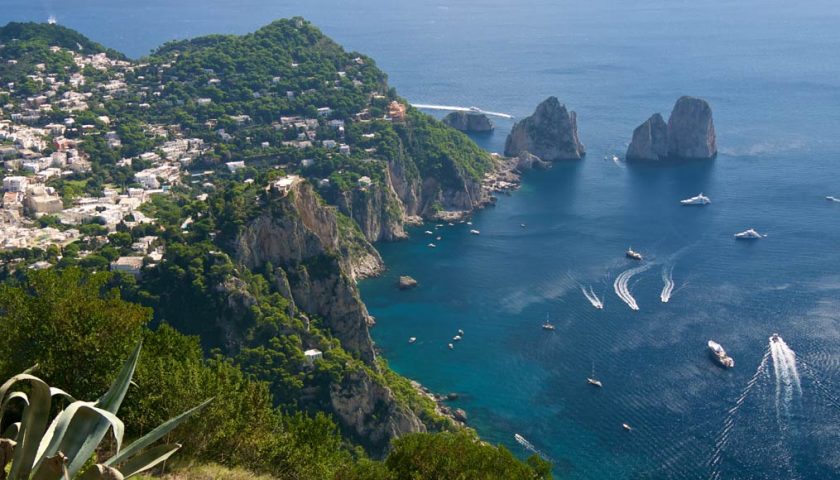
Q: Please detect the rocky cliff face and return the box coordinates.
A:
[442,111,494,132]
[335,173,407,243]
[626,113,669,161]
[330,368,427,455]
[626,96,717,161]
[504,96,585,161]
[515,151,551,171]
[235,181,379,362]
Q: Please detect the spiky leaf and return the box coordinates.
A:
[117,443,180,478]
[0,374,52,480]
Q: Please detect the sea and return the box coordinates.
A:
[4,1,840,478]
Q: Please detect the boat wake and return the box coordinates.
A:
[581,285,604,309]
[709,348,771,480]
[770,335,802,418]
[514,433,552,461]
[613,264,652,311]
[660,265,675,303]
[411,103,513,119]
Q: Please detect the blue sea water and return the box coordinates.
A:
[4,1,840,478]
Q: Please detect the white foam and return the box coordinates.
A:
[660,265,675,303]
[613,264,652,311]
[581,285,604,309]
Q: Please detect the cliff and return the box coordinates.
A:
[504,96,585,161]
[442,111,494,132]
[626,96,717,161]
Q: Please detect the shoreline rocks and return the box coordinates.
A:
[504,96,585,161]
[626,96,717,161]
[442,111,494,132]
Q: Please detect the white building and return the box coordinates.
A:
[3,176,28,193]
[303,349,323,367]
[225,161,246,173]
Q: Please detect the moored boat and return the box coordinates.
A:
[542,313,556,331]
[470,229,480,235]
[680,193,711,205]
[625,247,643,260]
[734,228,764,239]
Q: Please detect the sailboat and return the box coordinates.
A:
[542,313,556,331]
[587,362,602,387]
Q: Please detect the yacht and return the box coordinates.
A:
[770,333,780,343]
[470,229,481,235]
[587,363,603,387]
[408,337,417,344]
[734,228,764,239]
[448,343,454,350]
[680,193,711,205]
[707,340,735,368]
[436,236,442,241]
[826,196,840,203]
[427,243,437,248]
[622,423,632,431]
[520,223,527,228]
[453,335,462,342]
[625,247,643,261]
[542,313,556,331]
[425,230,433,235]
[458,329,464,336]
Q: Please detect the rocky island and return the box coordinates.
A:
[442,111,494,132]
[626,96,717,161]
[504,96,585,162]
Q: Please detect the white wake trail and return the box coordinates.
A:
[581,285,604,309]
[613,264,652,311]
[660,265,675,303]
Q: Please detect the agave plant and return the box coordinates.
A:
[0,343,210,479]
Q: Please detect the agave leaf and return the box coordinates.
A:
[49,388,75,404]
[77,464,125,480]
[59,342,141,478]
[0,373,52,480]
[116,443,180,478]
[0,391,29,419]
[33,401,124,478]
[105,398,211,467]
[2,422,20,440]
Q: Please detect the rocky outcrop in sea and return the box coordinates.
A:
[626,96,717,161]
[442,111,494,132]
[504,96,585,161]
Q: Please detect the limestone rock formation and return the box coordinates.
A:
[626,113,669,161]
[398,275,418,290]
[626,96,717,161]
[514,151,551,171]
[442,111,494,132]
[504,96,585,161]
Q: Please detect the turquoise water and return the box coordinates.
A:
[4,0,840,477]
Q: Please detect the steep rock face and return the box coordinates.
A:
[626,96,716,161]
[667,96,717,159]
[504,96,585,161]
[235,182,378,362]
[335,168,407,243]
[626,113,669,161]
[442,111,494,132]
[330,369,426,456]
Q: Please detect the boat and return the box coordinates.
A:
[680,193,711,205]
[427,243,437,248]
[453,335,462,342]
[707,340,735,368]
[514,433,534,450]
[436,236,442,241]
[622,423,632,431]
[424,230,433,235]
[826,196,840,203]
[625,247,643,260]
[448,222,454,226]
[448,343,454,350]
[587,362,603,387]
[770,333,780,343]
[408,337,417,344]
[734,228,765,239]
[520,223,527,228]
[458,329,464,336]
[542,313,556,331]
[466,221,473,225]
[469,229,480,235]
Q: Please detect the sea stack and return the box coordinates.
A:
[442,111,494,132]
[504,96,585,161]
[626,96,717,161]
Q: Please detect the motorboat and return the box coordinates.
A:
[625,247,643,261]
[680,193,711,205]
[436,236,442,241]
[466,221,473,225]
[453,335,462,342]
[734,228,764,239]
[448,343,454,350]
[425,230,433,235]
[458,329,464,336]
[770,333,780,343]
[826,196,840,203]
[469,229,480,235]
[587,378,603,387]
[707,340,735,368]
[622,423,632,431]
[542,313,556,331]
[408,337,417,344]
[427,243,437,248]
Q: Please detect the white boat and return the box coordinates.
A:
[427,243,437,248]
[458,329,464,336]
[542,313,556,331]
[625,247,643,261]
[520,223,527,228]
[770,333,780,343]
[469,229,480,235]
[826,195,840,203]
[436,236,442,241]
[622,423,632,431]
[424,230,433,235]
[453,335,462,342]
[408,337,417,344]
[448,222,454,226]
[448,343,454,350]
[707,340,735,368]
[587,363,603,387]
[734,228,764,239]
[680,193,711,205]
